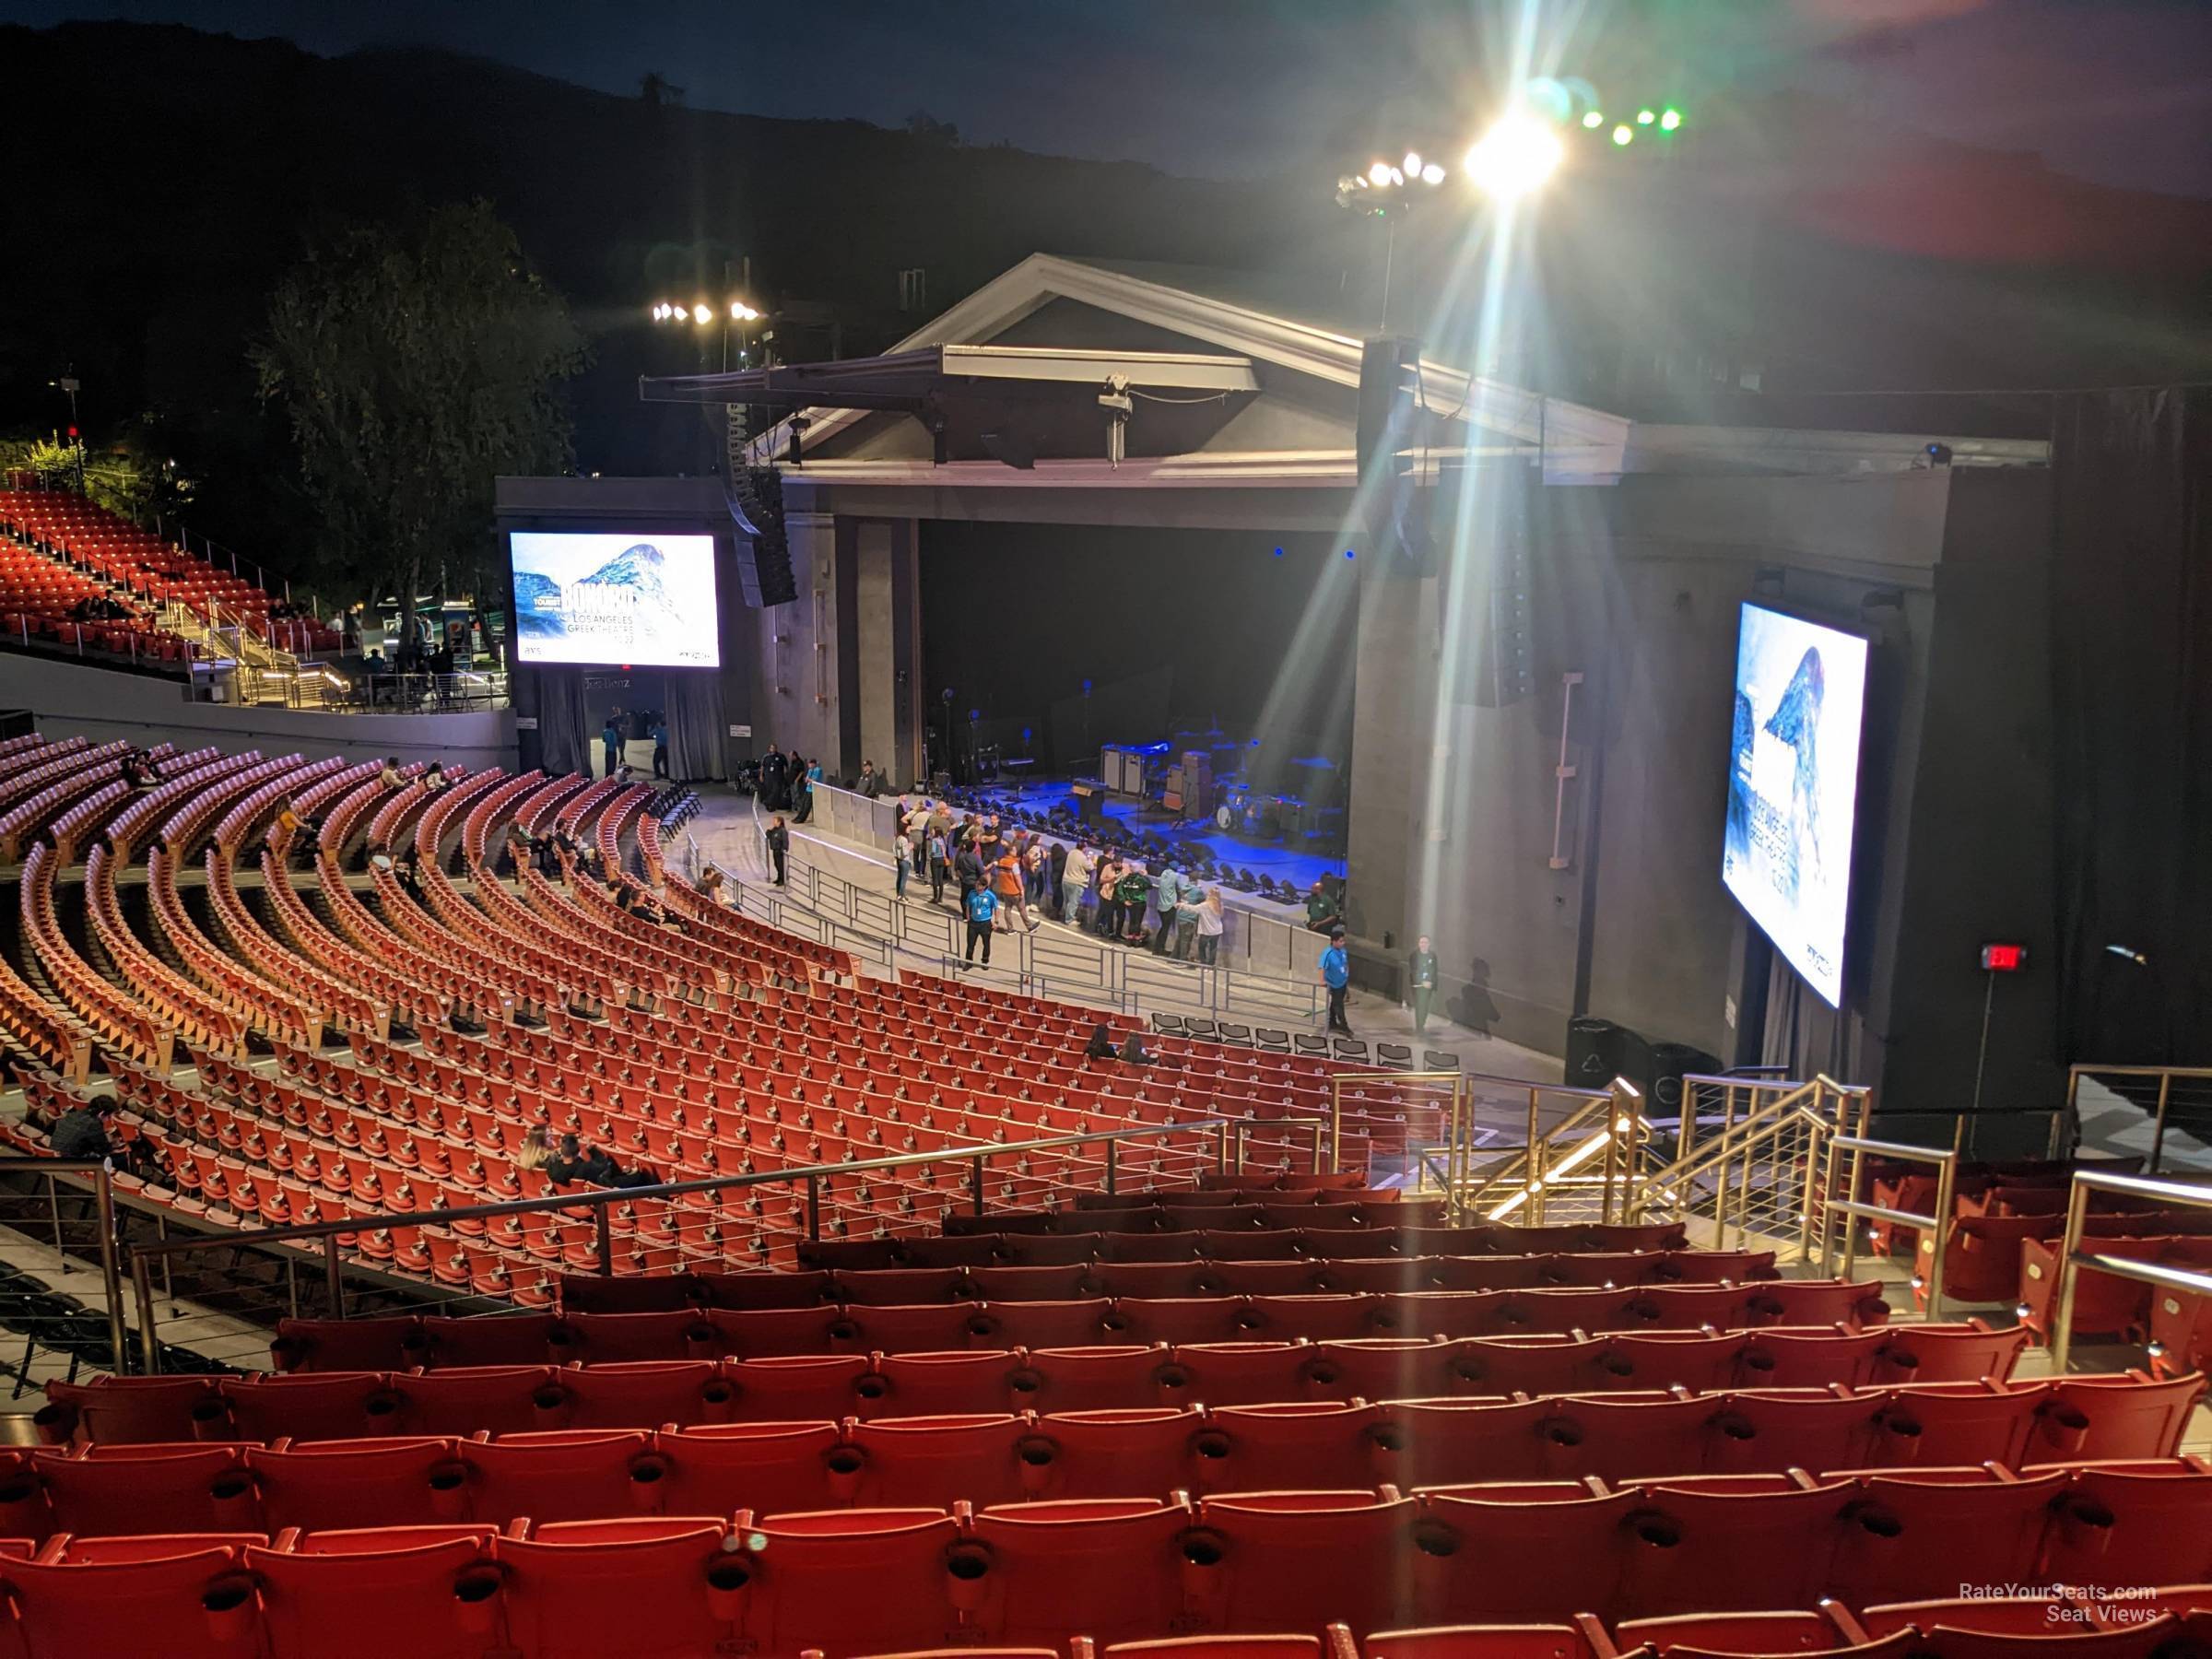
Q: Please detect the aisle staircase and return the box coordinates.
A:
[155,600,306,705]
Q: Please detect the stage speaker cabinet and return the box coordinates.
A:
[735,531,797,609]
[1357,335,1432,572]
[1179,750,1214,820]
[1474,464,1538,707]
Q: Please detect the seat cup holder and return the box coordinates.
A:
[944,1544,993,1612]
[705,1558,753,1622]
[453,1563,503,1633]
[202,1572,259,1641]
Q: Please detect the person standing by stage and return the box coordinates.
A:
[1303,877,1341,934]
[1060,843,1092,928]
[1407,934,1439,1036]
[953,830,986,913]
[764,815,789,886]
[1150,864,1182,955]
[1321,924,1353,1034]
[894,829,912,900]
[1173,880,1203,960]
[651,715,670,780]
[927,821,950,904]
[602,712,624,779]
[964,882,998,967]
[1195,887,1224,965]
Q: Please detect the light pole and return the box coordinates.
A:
[1335,153,1448,333]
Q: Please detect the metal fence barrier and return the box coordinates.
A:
[2049,1168,2212,1373]
[1818,1135,1958,1315]
[124,1116,1233,1375]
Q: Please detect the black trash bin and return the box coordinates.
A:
[1646,1042,1722,1116]
[1564,1017,1623,1088]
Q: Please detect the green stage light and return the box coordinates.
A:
[1636,108,1655,126]
[1581,110,1604,129]
[1660,108,1683,132]
[1612,124,1634,147]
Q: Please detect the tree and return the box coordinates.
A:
[253,201,585,655]
[903,111,959,147]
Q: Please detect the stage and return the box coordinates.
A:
[963,774,1347,889]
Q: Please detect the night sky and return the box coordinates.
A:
[4,0,2208,197]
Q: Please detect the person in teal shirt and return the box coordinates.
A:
[1321,924,1352,1034]
[1150,865,1181,954]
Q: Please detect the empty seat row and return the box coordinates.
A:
[16,1398,2206,1541]
[41,1358,2199,1464]
[790,1223,1700,1272]
[264,1310,2014,1389]
[1,1466,2206,1659]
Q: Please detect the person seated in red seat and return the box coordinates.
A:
[529,1128,661,1191]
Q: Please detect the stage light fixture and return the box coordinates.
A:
[1420,163,1445,184]
[1659,108,1683,131]
[1403,151,1422,176]
[1612,124,1634,147]
[1636,108,1655,125]
[1582,111,1604,129]
[1368,159,1401,188]
[691,303,712,324]
[1465,113,1564,200]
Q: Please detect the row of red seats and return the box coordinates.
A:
[265,1313,2009,1391]
[51,1356,2194,1455]
[1,1465,2206,1659]
[784,1222,1700,1273]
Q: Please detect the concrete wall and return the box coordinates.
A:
[1349,465,1970,1074]
[0,652,516,770]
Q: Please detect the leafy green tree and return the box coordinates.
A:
[253,201,585,653]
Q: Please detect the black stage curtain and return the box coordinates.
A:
[535,667,594,778]
[666,670,729,782]
[2048,388,2212,1065]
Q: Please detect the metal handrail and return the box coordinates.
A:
[1328,1069,1460,1180]
[2065,1064,2212,1173]
[1632,1100,1831,1247]
[1819,1134,1958,1315]
[2049,1169,2212,1372]
[124,1114,1233,1372]
[0,1159,128,1371]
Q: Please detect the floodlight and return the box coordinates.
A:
[1464,113,1564,200]
[1612,124,1633,147]
[1636,108,1655,125]
[1368,160,1394,188]
[1659,108,1682,132]
[1582,111,1604,129]
[1419,163,1445,184]
[691,303,712,324]
[1403,152,1422,176]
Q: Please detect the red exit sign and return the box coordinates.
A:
[1980,943,2029,972]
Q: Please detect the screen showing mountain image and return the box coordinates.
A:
[1722,602,1870,1006]
[508,532,721,667]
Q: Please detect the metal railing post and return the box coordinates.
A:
[594,1206,616,1275]
[2049,1172,2093,1375]
[1329,1078,1344,1175]
[132,1253,162,1375]
[971,1156,986,1217]
[1924,1143,1958,1315]
[1104,1137,1119,1195]
[323,1235,346,1320]
[2149,1074,2172,1174]
[805,1175,823,1241]
[91,1170,127,1372]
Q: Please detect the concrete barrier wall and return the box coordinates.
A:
[0,652,518,771]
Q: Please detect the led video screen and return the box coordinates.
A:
[509,531,720,668]
[1723,602,1870,1006]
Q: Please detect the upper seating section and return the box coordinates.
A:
[0,486,336,652]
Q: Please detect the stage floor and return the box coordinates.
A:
[965,776,1347,887]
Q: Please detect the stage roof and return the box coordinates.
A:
[639,253,2045,488]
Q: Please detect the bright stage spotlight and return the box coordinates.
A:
[691,303,712,324]
[1660,108,1683,132]
[1612,124,1634,147]
[1581,111,1604,129]
[1636,108,1656,126]
[1464,113,1564,200]
[1368,159,1402,188]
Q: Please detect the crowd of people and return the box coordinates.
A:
[871,797,1227,971]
